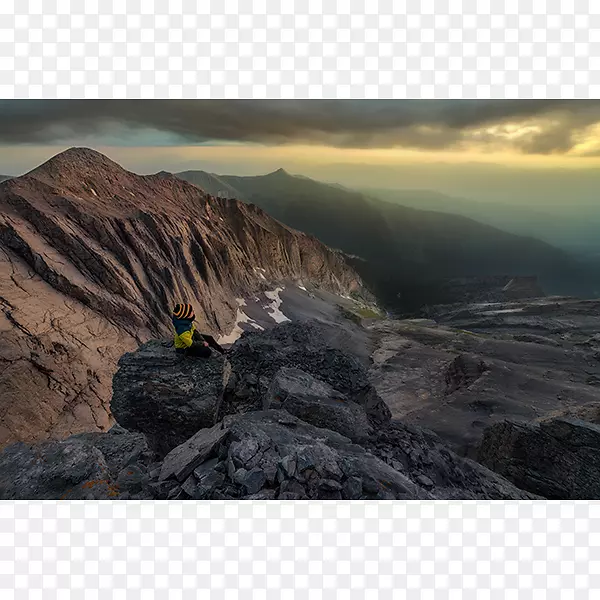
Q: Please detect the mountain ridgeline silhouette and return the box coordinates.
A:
[177,168,595,312]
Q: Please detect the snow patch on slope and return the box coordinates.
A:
[217,298,265,345]
[264,287,291,324]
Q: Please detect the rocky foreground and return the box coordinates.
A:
[4,317,599,501]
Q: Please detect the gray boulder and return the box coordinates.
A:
[0,438,118,500]
[111,340,228,456]
[70,424,155,478]
[0,424,160,500]
[222,322,391,427]
[266,367,374,441]
[444,354,488,395]
[477,417,600,499]
[159,421,230,482]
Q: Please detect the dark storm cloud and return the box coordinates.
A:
[0,100,599,153]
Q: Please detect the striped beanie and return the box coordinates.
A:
[173,303,195,320]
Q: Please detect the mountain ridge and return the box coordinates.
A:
[0,148,364,449]
[364,185,600,260]
[177,167,591,311]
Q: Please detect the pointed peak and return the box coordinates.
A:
[26,147,128,181]
[55,147,109,161]
[267,167,291,178]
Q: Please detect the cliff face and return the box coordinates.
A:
[0,148,363,448]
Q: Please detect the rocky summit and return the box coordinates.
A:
[0,148,364,449]
[0,320,539,500]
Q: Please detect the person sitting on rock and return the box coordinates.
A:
[172,303,225,357]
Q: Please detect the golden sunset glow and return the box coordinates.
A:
[1,101,600,211]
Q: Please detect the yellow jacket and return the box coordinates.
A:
[173,317,196,349]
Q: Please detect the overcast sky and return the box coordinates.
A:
[1,100,600,207]
[2,99,600,154]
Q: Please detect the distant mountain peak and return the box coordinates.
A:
[267,167,291,177]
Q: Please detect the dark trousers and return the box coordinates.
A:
[175,332,225,358]
[182,343,211,358]
[200,334,225,354]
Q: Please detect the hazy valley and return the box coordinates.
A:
[177,167,598,311]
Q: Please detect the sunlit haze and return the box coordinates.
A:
[1,100,600,214]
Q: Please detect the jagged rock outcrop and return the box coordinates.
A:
[221,321,391,427]
[477,417,600,499]
[0,148,364,448]
[154,409,534,500]
[363,420,537,500]
[110,321,386,452]
[163,411,429,500]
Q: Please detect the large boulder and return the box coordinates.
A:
[159,410,429,500]
[477,417,600,499]
[363,420,536,500]
[159,421,230,483]
[69,424,155,478]
[266,367,374,441]
[0,438,117,500]
[222,322,391,427]
[111,340,228,456]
